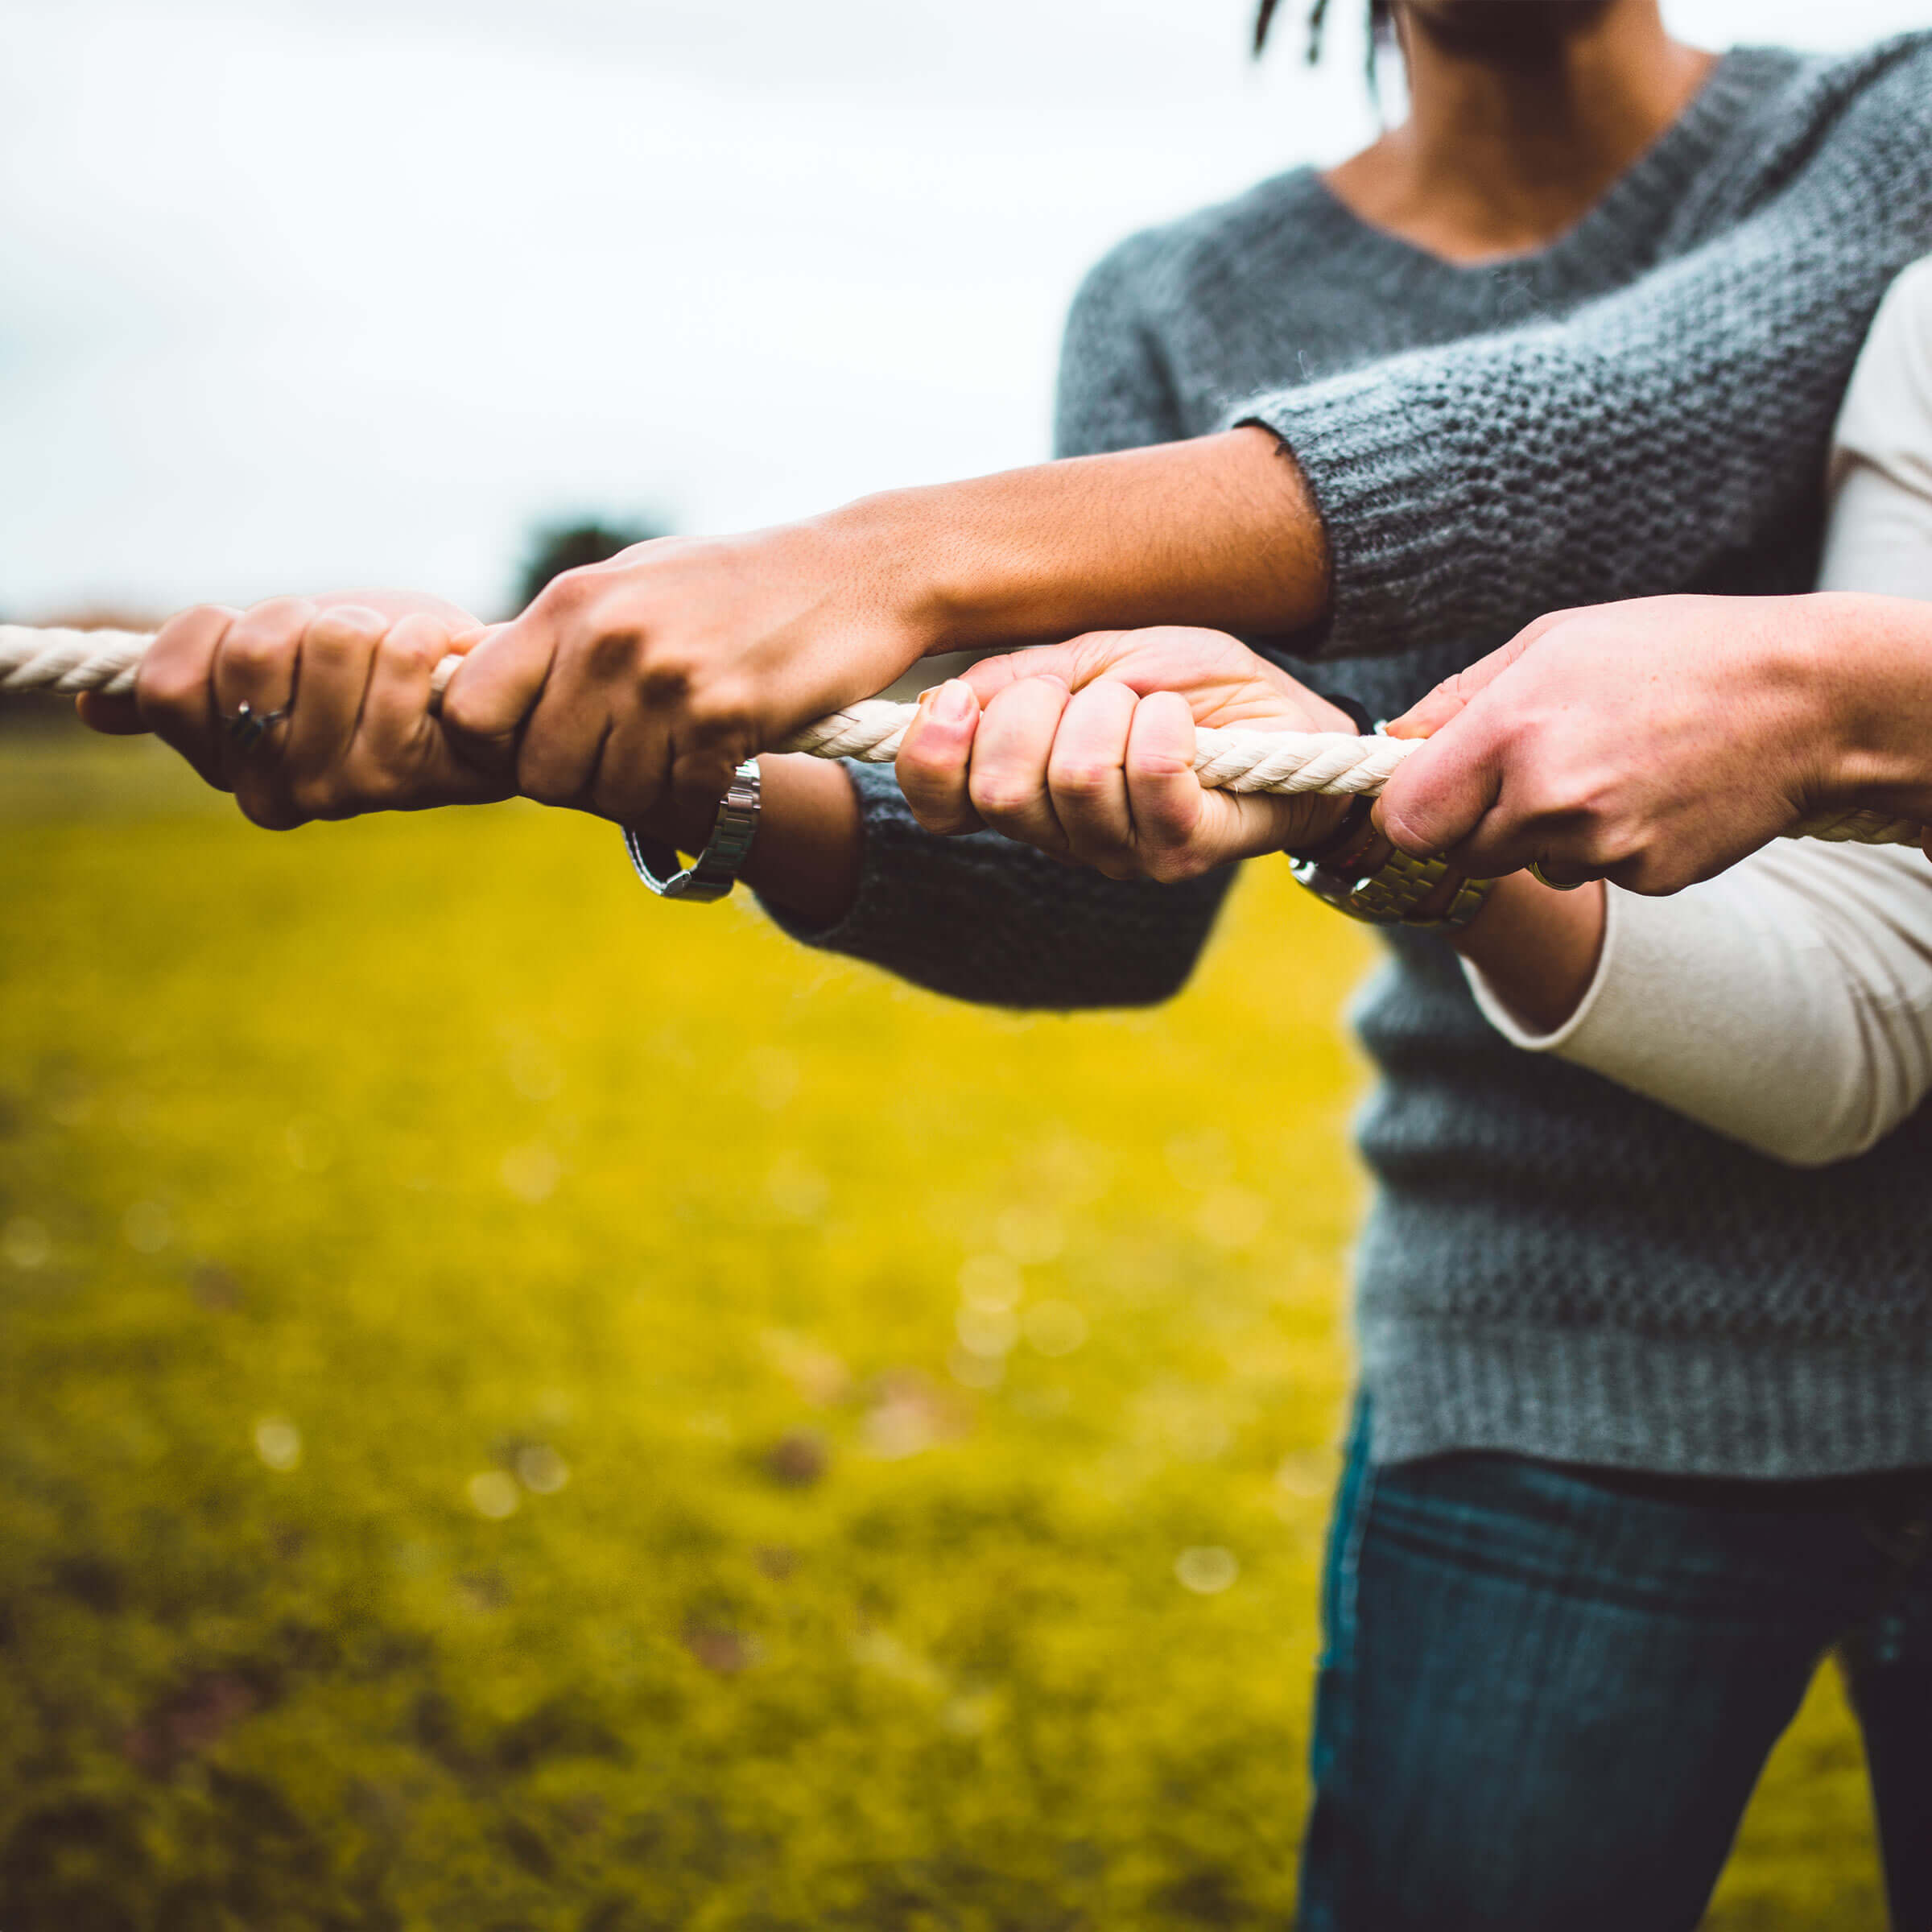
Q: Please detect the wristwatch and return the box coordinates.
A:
[1286,790,1494,935]
[622,758,762,902]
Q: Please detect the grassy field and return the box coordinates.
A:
[0,720,1887,1930]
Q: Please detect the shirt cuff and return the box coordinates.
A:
[1461,886,1625,1055]
[753,758,906,956]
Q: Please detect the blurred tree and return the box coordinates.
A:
[514,518,667,614]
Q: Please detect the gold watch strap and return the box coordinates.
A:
[1289,844,1495,934]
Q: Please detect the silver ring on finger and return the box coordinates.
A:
[222,701,289,753]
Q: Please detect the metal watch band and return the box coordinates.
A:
[1289,844,1495,935]
[623,758,762,902]
[1286,794,1375,865]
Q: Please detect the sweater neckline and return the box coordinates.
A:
[1301,45,1793,293]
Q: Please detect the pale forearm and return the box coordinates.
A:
[1808,592,1932,828]
[1451,877,1607,1035]
[1463,843,1932,1166]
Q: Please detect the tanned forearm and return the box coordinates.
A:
[824,427,1330,657]
[680,427,1329,926]
[740,757,865,926]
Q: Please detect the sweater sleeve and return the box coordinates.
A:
[1232,38,1932,657]
[1463,844,1932,1167]
[753,246,1230,1011]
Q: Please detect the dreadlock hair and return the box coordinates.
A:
[1253,0,1393,89]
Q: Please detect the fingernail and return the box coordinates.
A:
[934,679,976,725]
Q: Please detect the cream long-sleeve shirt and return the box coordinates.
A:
[1466,258,1932,1167]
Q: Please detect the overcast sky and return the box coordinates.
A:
[0,0,1923,620]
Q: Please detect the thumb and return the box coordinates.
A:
[1383,612,1566,741]
[424,623,496,704]
[75,689,150,735]
[959,634,1129,707]
[1373,710,1505,858]
[436,618,544,755]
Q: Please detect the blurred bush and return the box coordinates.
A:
[514,521,667,614]
[0,739,1886,1929]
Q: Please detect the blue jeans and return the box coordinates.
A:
[1298,1401,1932,1932]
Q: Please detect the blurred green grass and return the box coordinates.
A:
[0,720,1886,1930]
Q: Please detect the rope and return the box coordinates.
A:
[0,622,152,698]
[2,621,1920,846]
[774,696,1416,797]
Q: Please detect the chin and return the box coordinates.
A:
[1402,0,1620,60]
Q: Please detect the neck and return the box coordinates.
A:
[1327,0,1716,264]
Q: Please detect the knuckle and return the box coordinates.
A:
[535,569,597,618]
[383,629,444,678]
[1049,758,1118,802]
[638,656,692,708]
[1515,772,1582,824]
[223,641,286,687]
[155,601,225,642]
[240,597,314,638]
[309,605,385,651]
[683,679,753,737]
[1587,824,1643,869]
[584,626,642,684]
[1130,745,1194,782]
[969,778,1039,822]
[219,630,291,681]
[301,616,369,667]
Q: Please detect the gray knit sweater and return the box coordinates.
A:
[767,37,1932,1477]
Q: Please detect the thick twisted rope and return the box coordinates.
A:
[2,621,1918,846]
[778,692,1415,799]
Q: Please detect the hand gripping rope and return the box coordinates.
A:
[0,621,1917,848]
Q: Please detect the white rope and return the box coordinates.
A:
[0,623,152,698]
[2,621,1921,846]
[773,696,1418,799]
